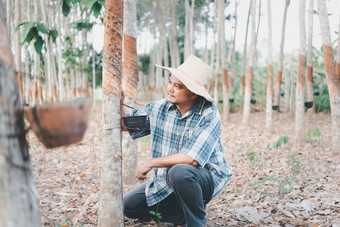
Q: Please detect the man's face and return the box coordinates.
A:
[167,75,197,104]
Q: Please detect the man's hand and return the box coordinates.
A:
[136,162,153,180]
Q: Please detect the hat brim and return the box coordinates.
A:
[155,64,214,103]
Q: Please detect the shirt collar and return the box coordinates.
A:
[166,97,205,117]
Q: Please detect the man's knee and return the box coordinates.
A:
[168,164,197,187]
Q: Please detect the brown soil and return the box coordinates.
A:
[30,102,340,226]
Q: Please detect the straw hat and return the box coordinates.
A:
[155,54,214,103]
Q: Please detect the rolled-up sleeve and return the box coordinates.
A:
[180,113,221,167]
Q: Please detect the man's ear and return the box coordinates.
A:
[190,92,198,100]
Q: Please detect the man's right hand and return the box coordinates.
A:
[135,162,153,180]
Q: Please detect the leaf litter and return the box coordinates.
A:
[29,106,340,226]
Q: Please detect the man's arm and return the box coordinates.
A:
[136,153,198,180]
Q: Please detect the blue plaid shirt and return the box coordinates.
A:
[130,98,232,206]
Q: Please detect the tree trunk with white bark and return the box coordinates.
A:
[98,0,124,226]
[317,0,340,154]
[122,0,138,185]
[266,0,273,132]
[242,0,256,126]
[295,0,306,144]
[0,2,40,226]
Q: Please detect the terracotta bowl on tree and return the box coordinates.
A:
[24,98,91,148]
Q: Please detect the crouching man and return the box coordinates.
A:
[122,55,232,227]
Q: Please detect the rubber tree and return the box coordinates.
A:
[242,0,256,126]
[266,0,274,132]
[122,0,139,185]
[0,2,40,226]
[239,0,252,95]
[306,0,315,114]
[170,0,180,66]
[273,0,290,110]
[295,0,306,143]
[98,0,124,226]
[317,0,340,154]
[218,0,230,121]
[230,0,239,94]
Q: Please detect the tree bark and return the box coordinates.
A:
[218,0,229,121]
[0,2,40,226]
[266,0,273,132]
[240,0,252,95]
[307,0,315,115]
[273,0,290,110]
[98,0,124,226]
[242,0,256,126]
[295,0,306,144]
[230,0,239,94]
[170,0,180,66]
[122,0,138,185]
[317,0,340,154]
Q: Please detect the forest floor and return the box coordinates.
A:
[29,101,340,227]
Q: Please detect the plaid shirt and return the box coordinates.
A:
[130,98,232,206]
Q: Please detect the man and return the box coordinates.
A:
[122,55,232,227]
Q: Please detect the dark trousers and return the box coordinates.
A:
[123,164,214,227]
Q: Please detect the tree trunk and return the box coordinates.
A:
[242,0,256,126]
[266,0,273,132]
[230,0,239,94]
[57,0,64,101]
[240,0,252,95]
[122,0,138,185]
[184,0,190,59]
[273,0,290,110]
[317,0,340,154]
[306,0,315,115]
[14,0,23,101]
[0,3,40,226]
[170,0,180,66]
[218,0,229,121]
[98,0,124,226]
[295,0,306,144]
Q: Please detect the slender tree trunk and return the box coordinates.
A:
[218,0,229,121]
[0,3,40,226]
[208,1,217,94]
[122,0,138,185]
[307,0,315,115]
[92,49,96,108]
[230,0,239,94]
[57,0,64,101]
[171,0,180,66]
[189,0,195,55]
[317,0,340,154]
[240,0,252,95]
[214,24,220,105]
[273,0,290,110]
[242,0,256,125]
[14,0,23,101]
[295,0,306,143]
[184,0,190,59]
[98,0,124,226]
[266,0,273,132]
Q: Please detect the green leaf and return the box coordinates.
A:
[314,128,321,137]
[37,23,48,34]
[283,136,288,144]
[83,0,97,8]
[49,29,58,42]
[307,129,312,140]
[16,22,34,32]
[92,2,102,18]
[62,0,71,16]
[34,36,44,54]
[98,0,105,5]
